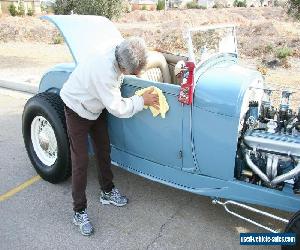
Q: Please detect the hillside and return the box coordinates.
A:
[0,7,299,97]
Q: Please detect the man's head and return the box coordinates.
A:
[115,37,147,75]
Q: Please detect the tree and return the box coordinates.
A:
[54,0,76,15]
[54,0,123,19]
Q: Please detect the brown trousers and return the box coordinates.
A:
[64,105,114,212]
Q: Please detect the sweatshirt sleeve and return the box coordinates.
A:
[87,52,145,118]
[94,77,144,118]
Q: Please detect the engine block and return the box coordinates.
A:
[244,130,300,157]
[236,86,300,192]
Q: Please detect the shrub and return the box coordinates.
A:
[17,0,25,16]
[122,0,132,13]
[142,5,147,10]
[276,47,293,59]
[213,0,227,8]
[53,35,64,44]
[186,1,206,9]
[233,0,247,7]
[287,0,300,20]
[265,44,274,53]
[40,3,47,12]
[212,3,225,8]
[8,4,17,16]
[27,8,34,16]
[41,1,55,13]
[186,1,198,8]
[157,0,165,10]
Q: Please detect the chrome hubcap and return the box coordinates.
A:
[39,132,50,151]
[31,116,57,166]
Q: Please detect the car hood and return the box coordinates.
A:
[194,60,263,117]
[42,15,124,64]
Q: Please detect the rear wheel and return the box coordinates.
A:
[22,92,71,183]
[282,210,300,250]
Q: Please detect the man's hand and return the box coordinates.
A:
[142,88,159,110]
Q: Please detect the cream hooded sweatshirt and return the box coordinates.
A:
[60,47,144,120]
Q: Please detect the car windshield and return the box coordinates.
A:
[184,24,237,67]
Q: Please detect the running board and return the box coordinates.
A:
[212,199,288,233]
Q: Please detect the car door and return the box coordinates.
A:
[42,15,183,170]
[108,77,183,170]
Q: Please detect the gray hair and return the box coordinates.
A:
[115,37,147,75]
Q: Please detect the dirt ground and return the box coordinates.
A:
[0,42,72,84]
[0,7,299,100]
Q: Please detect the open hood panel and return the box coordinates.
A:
[42,15,124,64]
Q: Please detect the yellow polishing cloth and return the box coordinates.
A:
[135,86,169,118]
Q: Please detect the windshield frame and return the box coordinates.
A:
[184,24,238,68]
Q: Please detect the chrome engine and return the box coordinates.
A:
[235,87,300,192]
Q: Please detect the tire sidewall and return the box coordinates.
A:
[282,211,300,250]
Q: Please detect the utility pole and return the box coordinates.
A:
[164,0,168,14]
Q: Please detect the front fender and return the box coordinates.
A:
[38,63,75,94]
[192,60,263,180]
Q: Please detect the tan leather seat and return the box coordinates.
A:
[138,51,171,84]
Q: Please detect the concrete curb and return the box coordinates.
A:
[0,80,38,95]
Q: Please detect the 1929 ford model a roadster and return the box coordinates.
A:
[22,15,300,243]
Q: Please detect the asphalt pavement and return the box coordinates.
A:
[0,88,285,250]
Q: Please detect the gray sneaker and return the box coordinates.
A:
[73,209,94,236]
[100,187,128,207]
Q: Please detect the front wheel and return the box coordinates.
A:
[22,92,71,183]
[282,210,300,250]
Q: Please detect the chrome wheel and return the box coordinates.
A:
[31,116,57,166]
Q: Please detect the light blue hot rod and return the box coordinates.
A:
[22,15,300,242]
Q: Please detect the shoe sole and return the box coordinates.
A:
[100,197,127,207]
[72,218,93,236]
